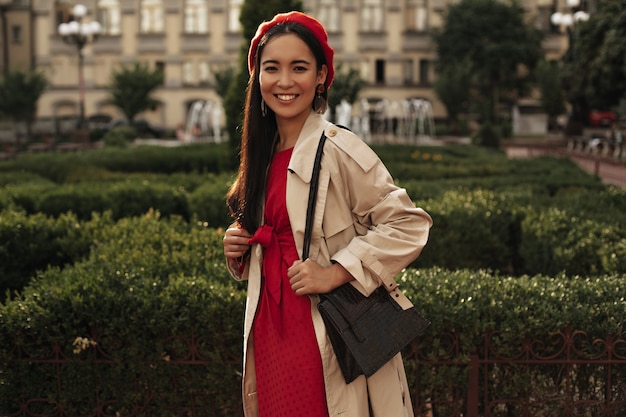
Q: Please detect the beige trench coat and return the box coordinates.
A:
[228,111,433,417]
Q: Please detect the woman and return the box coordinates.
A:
[223,11,432,417]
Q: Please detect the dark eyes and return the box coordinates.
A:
[262,65,309,73]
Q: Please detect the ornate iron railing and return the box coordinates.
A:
[3,325,626,416]
[410,324,626,417]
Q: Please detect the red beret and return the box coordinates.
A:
[248,11,335,88]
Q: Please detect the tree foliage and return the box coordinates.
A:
[535,60,566,130]
[0,69,48,143]
[212,66,236,99]
[561,0,626,115]
[432,0,544,124]
[433,59,472,134]
[327,64,366,119]
[109,62,164,123]
[223,0,303,167]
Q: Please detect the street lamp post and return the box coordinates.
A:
[58,4,101,130]
[551,0,590,32]
[551,0,591,134]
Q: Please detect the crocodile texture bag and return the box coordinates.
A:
[318,283,430,383]
[303,132,430,384]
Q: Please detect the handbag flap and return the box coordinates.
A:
[321,285,394,323]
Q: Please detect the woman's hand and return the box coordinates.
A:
[223,226,253,260]
[288,259,353,296]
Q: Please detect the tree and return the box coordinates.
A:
[433,59,472,134]
[535,60,566,131]
[0,69,48,147]
[561,0,626,122]
[432,0,544,125]
[109,62,164,123]
[327,64,366,120]
[212,66,236,99]
[222,0,303,167]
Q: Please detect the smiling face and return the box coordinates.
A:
[259,33,328,129]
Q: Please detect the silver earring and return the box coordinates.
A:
[261,99,267,117]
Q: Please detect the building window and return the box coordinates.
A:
[403,59,414,84]
[11,25,22,43]
[185,0,208,33]
[183,62,194,85]
[361,0,384,32]
[318,0,340,33]
[375,59,385,84]
[228,0,243,32]
[98,0,121,35]
[141,0,164,33]
[199,61,210,85]
[406,0,428,31]
[55,1,73,26]
[537,5,557,33]
[419,59,429,84]
[360,60,370,82]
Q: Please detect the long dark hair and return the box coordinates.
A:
[226,22,329,233]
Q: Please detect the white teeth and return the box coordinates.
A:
[277,95,296,100]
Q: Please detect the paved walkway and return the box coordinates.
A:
[504,144,626,188]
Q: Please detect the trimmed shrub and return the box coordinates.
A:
[103,126,137,147]
[32,181,190,221]
[414,189,519,273]
[0,209,114,297]
[188,173,234,226]
[0,213,243,416]
[518,204,626,276]
[105,181,190,220]
[36,184,113,220]
[473,123,501,148]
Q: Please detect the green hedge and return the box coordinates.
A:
[0,210,114,297]
[0,143,233,183]
[1,213,624,416]
[1,144,625,296]
[0,214,244,416]
[5,184,622,298]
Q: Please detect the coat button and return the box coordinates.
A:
[328,129,337,137]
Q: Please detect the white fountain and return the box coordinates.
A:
[403,98,435,144]
[330,98,435,144]
[184,100,224,142]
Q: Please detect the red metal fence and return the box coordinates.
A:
[3,325,626,416]
[411,325,626,417]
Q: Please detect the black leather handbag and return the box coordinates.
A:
[303,132,430,384]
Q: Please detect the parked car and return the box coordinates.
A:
[588,110,616,127]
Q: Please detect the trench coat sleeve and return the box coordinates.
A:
[324,129,433,293]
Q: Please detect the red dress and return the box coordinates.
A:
[250,148,329,417]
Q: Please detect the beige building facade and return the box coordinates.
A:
[1,0,575,135]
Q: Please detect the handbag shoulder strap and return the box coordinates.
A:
[302,132,327,261]
[302,130,411,307]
